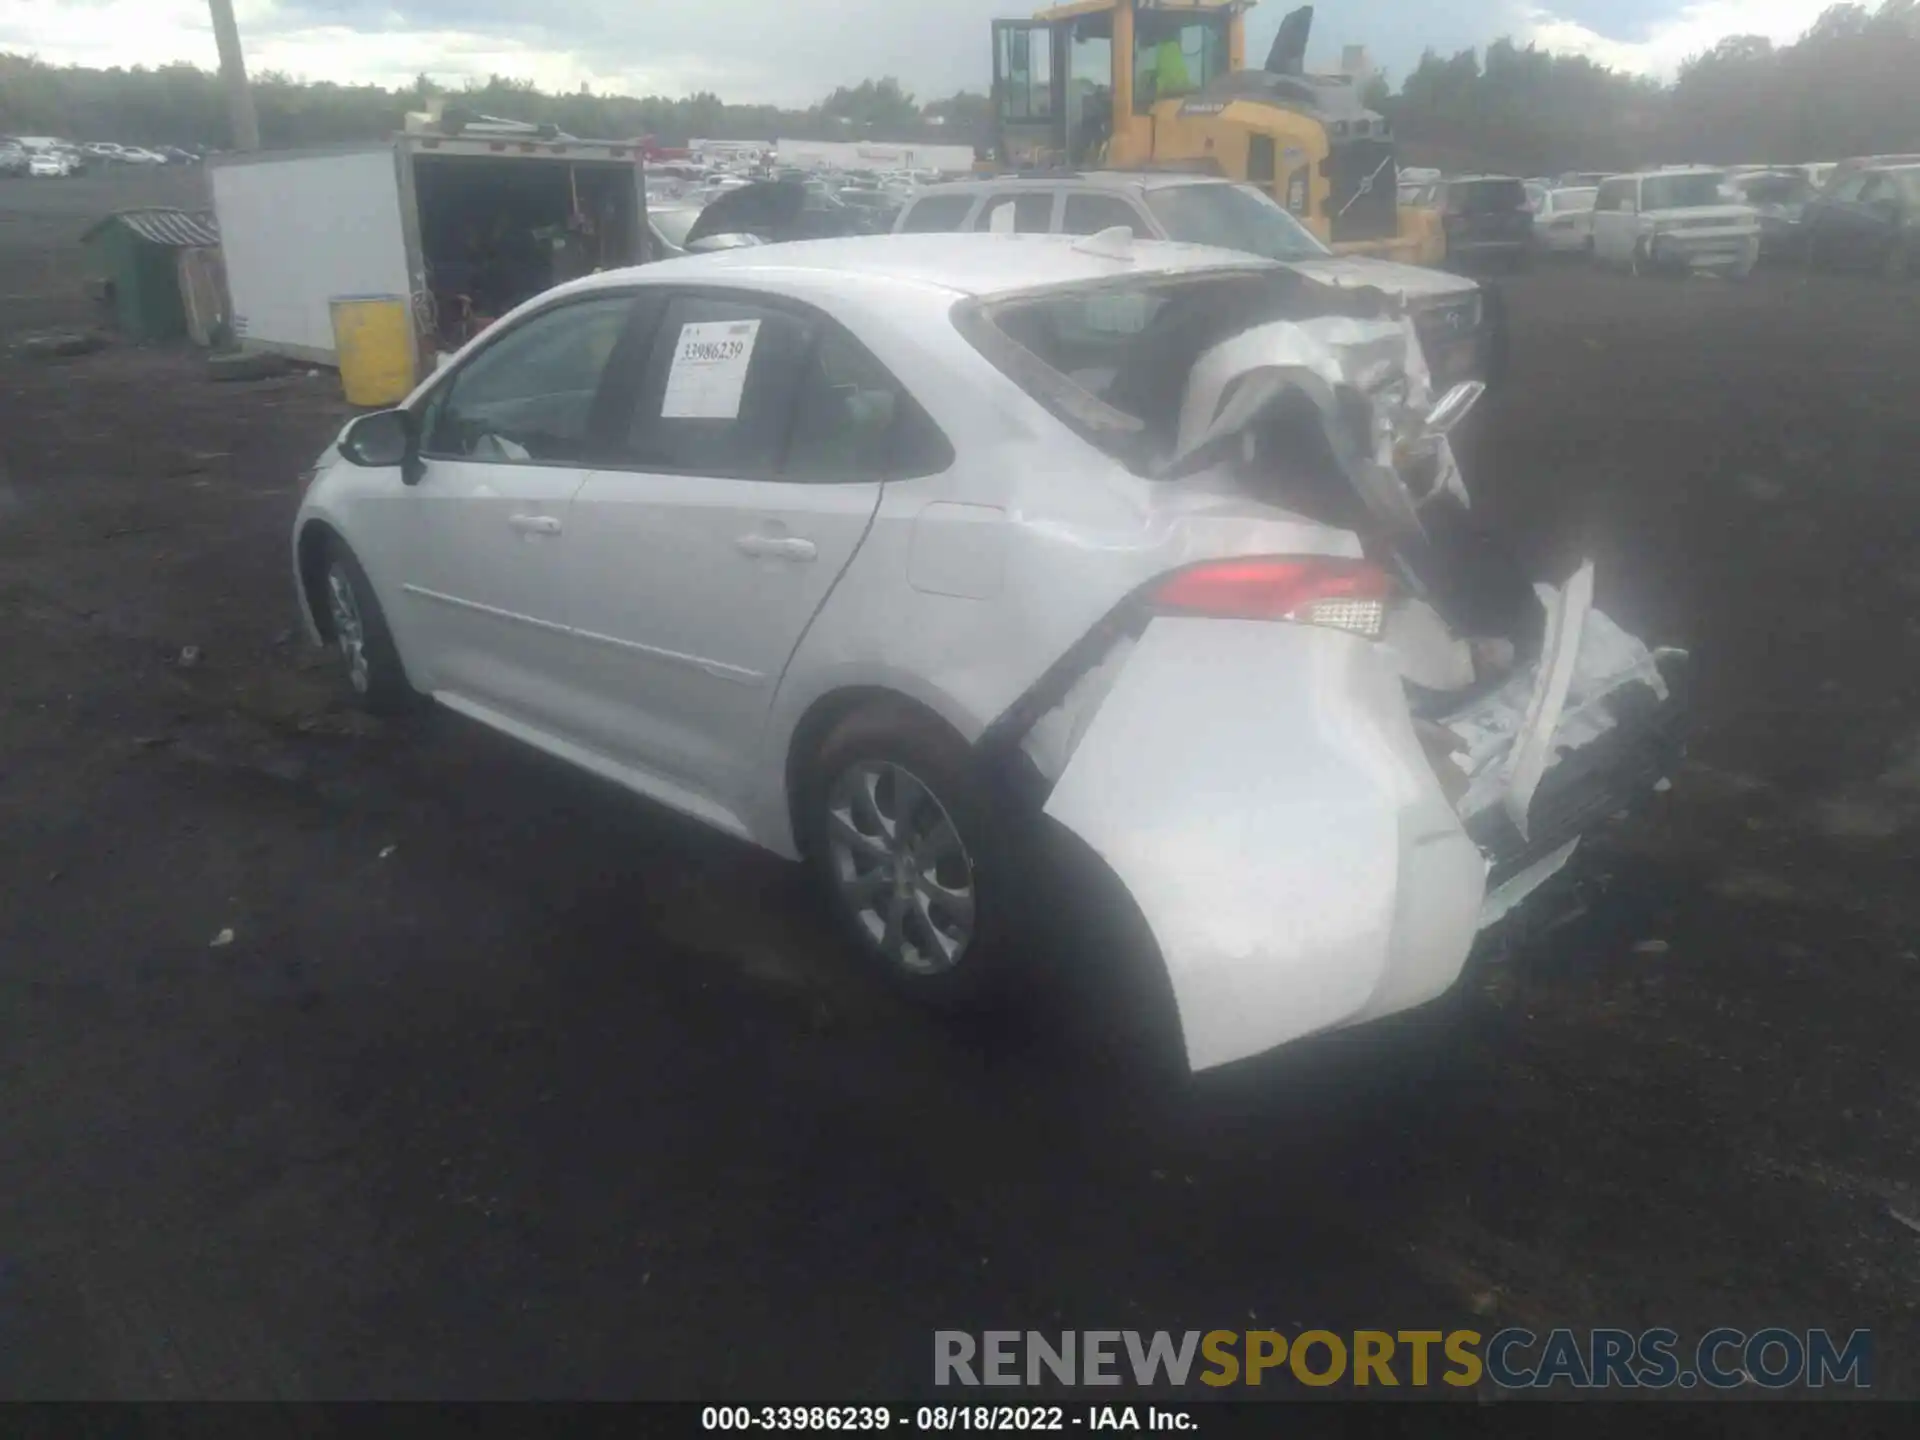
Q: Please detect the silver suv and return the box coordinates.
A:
[895,172,1503,389]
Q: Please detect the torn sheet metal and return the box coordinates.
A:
[1478,838,1580,929]
[1043,616,1486,1073]
[1501,560,1594,837]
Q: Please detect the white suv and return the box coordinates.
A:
[1590,170,1760,278]
[896,173,1501,390]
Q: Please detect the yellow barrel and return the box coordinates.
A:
[329,295,416,408]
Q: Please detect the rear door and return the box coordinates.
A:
[1590,178,1633,263]
[403,291,642,725]
[1809,171,1874,265]
[561,290,947,803]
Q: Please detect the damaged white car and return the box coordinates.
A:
[292,232,1686,1072]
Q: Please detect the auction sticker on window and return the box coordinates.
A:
[663,319,761,419]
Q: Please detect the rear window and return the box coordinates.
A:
[1447,180,1526,214]
[898,194,974,232]
[1145,183,1329,261]
[952,267,1377,473]
[1641,172,1727,210]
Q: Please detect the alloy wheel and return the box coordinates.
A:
[825,760,976,976]
[325,561,370,694]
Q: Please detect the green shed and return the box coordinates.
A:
[81,209,222,343]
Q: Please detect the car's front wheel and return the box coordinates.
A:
[805,702,1021,1007]
[315,537,418,714]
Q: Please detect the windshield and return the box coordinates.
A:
[1550,188,1597,213]
[1448,180,1526,214]
[1735,174,1811,205]
[1641,173,1727,210]
[1886,169,1920,205]
[1145,183,1330,261]
[651,208,701,248]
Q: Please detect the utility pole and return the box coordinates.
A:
[207,0,261,151]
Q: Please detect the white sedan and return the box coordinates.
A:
[293,234,1685,1072]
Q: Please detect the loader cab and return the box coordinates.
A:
[992,0,1244,169]
[992,2,1417,258]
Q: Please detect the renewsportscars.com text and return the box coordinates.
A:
[934,1328,1872,1391]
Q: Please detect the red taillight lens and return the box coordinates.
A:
[1150,556,1390,638]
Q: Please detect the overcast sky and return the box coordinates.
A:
[3,1,1844,107]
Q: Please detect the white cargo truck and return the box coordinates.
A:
[209,132,650,369]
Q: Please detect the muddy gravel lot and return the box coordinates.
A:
[3,172,1919,1399]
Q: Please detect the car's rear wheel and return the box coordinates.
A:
[805,702,1022,1007]
[316,538,417,714]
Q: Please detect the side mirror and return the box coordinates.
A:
[338,409,421,484]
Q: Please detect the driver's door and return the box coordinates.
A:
[402,292,644,728]
[992,19,1065,166]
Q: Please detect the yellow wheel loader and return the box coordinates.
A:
[988,0,1443,263]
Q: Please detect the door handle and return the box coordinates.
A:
[735,534,817,561]
[509,514,563,537]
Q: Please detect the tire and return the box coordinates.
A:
[316,537,418,714]
[803,700,1026,1009]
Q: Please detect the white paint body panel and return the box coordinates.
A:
[212,147,411,359]
[1044,618,1488,1073]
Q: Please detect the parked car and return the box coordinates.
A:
[1589,169,1760,278]
[1430,176,1534,272]
[290,234,1684,1073]
[892,172,1501,390]
[645,203,768,260]
[1725,170,1816,258]
[1803,163,1920,278]
[28,150,76,178]
[1532,187,1598,254]
[0,143,28,178]
[118,146,168,166]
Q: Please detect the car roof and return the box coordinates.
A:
[1447,174,1524,184]
[572,233,1273,300]
[910,170,1227,199]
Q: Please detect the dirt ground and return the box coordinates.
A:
[3,170,1920,1400]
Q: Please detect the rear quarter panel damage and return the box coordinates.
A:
[1042,616,1487,1073]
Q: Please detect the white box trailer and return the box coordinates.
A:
[209,133,650,369]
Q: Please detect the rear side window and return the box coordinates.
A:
[1061,193,1150,237]
[899,195,974,232]
[783,328,953,482]
[623,296,814,476]
[978,192,1055,232]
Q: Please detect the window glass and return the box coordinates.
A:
[424,295,634,462]
[1133,16,1228,113]
[1594,179,1629,212]
[979,192,1055,232]
[1062,193,1149,237]
[899,194,974,232]
[784,329,952,482]
[623,296,813,475]
[1826,172,1870,203]
[1145,183,1329,259]
[1640,172,1726,210]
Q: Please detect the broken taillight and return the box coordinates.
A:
[1150,556,1390,638]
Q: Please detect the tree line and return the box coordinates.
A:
[0,53,992,152]
[1384,1,1920,173]
[3,1,1916,169]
